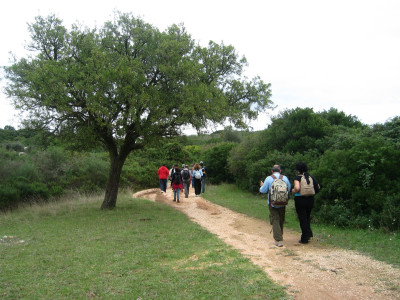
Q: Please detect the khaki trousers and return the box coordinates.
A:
[269,205,286,242]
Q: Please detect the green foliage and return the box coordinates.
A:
[319,107,363,128]
[66,152,109,192]
[5,12,273,209]
[221,126,243,143]
[1,106,400,232]
[227,108,400,232]
[0,185,19,209]
[0,126,19,142]
[372,116,400,139]
[265,108,330,154]
[202,142,236,184]
[0,148,112,209]
[313,126,400,231]
[228,131,268,188]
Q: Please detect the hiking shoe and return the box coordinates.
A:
[298,240,308,244]
[275,241,283,247]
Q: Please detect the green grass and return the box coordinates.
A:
[0,191,287,299]
[203,184,400,268]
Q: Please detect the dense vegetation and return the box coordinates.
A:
[1,107,399,232]
[4,13,273,209]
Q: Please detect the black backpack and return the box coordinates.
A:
[182,169,190,180]
[173,173,182,185]
[201,166,207,178]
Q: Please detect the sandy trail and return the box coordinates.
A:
[133,187,400,300]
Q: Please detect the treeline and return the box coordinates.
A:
[1,107,399,232]
[228,108,400,232]
[0,125,236,209]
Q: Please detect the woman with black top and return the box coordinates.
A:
[291,162,320,244]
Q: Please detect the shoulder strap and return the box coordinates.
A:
[279,174,283,180]
[271,174,277,180]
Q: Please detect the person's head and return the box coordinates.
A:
[200,161,204,167]
[185,164,189,169]
[194,163,200,170]
[271,165,281,173]
[182,164,185,169]
[175,165,180,172]
[295,162,308,174]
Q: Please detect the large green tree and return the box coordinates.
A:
[4,13,273,209]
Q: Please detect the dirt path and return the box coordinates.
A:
[133,188,400,300]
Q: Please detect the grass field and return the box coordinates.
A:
[0,191,287,299]
[203,184,400,268]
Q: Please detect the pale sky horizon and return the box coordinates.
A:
[1,0,399,132]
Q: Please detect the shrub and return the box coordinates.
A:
[66,152,109,192]
[0,184,19,209]
[380,195,400,231]
[202,142,236,184]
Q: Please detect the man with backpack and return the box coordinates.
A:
[260,165,291,247]
[181,165,192,198]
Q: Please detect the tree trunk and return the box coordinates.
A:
[101,154,125,210]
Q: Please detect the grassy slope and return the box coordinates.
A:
[0,192,287,299]
[203,184,400,268]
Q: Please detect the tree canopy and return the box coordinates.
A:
[4,12,273,209]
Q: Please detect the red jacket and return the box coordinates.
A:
[157,166,170,179]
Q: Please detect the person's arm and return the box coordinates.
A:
[292,179,300,193]
[259,177,270,194]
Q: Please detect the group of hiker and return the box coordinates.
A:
[158,160,319,248]
[260,163,320,247]
[157,161,208,203]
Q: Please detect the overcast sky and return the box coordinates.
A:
[1,0,399,132]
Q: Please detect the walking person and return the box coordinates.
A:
[181,165,192,198]
[190,164,195,188]
[200,161,208,193]
[171,165,183,203]
[192,163,203,197]
[169,164,177,189]
[157,164,169,193]
[260,165,291,247]
[292,162,320,244]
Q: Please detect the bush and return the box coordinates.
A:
[202,142,236,184]
[313,130,400,231]
[65,152,109,192]
[380,195,400,231]
[0,184,19,209]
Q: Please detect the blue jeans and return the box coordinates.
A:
[201,177,206,193]
[173,188,181,201]
[159,179,167,192]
